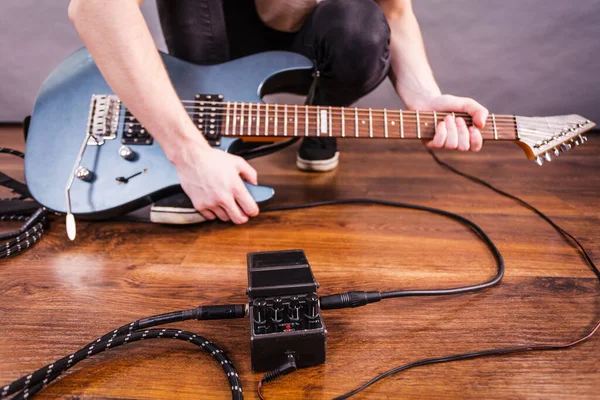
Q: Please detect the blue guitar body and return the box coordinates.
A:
[24,48,313,218]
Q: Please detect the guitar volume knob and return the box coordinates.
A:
[119,145,136,161]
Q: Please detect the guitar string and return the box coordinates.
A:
[135,100,583,128]
[178,100,587,127]
[121,111,579,133]
[117,102,587,133]
[121,105,575,128]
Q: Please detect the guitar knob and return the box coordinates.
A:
[553,148,560,157]
[119,145,136,161]
[544,152,552,162]
[75,166,93,182]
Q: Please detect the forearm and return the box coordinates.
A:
[68,0,207,163]
[382,6,442,109]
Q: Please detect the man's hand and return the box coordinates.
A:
[172,139,259,224]
[413,94,489,152]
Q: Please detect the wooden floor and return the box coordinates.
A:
[1,126,599,399]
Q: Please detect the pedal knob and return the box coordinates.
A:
[119,145,136,161]
[288,295,301,321]
[272,297,284,322]
[304,293,319,319]
[253,298,267,324]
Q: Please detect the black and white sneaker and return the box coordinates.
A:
[150,193,206,224]
[296,138,339,172]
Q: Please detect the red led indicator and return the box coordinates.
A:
[285,324,291,330]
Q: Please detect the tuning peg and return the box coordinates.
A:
[535,156,544,166]
[579,135,588,143]
[560,143,571,152]
[544,152,552,162]
[553,148,560,157]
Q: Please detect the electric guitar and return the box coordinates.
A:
[25,48,596,228]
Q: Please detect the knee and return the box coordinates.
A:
[313,0,391,85]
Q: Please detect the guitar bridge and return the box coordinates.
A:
[86,95,121,146]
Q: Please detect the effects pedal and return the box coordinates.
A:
[247,249,327,372]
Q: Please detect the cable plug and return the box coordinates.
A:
[194,304,247,320]
[262,353,297,383]
[319,291,381,310]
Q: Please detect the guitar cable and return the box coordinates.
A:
[1,304,247,400]
[0,147,48,259]
[255,149,600,399]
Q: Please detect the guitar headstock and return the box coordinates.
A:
[515,115,596,165]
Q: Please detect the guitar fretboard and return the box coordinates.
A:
[190,102,518,141]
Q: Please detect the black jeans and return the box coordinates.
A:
[157,0,392,107]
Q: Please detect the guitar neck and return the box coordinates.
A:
[199,102,518,141]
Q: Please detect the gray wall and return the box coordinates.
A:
[1,1,600,122]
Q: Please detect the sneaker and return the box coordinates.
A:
[150,192,206,224]
[296,138,339,172]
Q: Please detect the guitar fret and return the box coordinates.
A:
[328,106,332,137]
[316,106,320,137]
[247,103,252,136]
[255,103,260,136]
[284,105,288,136]
[368,108,373,138]
[354,107,359,137]
[433,111,437,137]
[239,103,245,135]
[294,105,298,136]
[492,113,498,140]
[265,104,269,136]
[305,105,309,136]
[225,102,230,135]
[232,102,238,134]
[341,107,346,137]
[384,109,388,138]
[400,109,404,138]
[274,104,278,136]
[416,110,421,139]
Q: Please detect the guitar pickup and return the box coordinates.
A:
[193,94,224,141]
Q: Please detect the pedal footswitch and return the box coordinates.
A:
[247,249,327,372]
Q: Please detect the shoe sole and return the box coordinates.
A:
[150,206,207,224]
[296,152,340,172]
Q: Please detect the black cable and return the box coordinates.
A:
[261,198,504,310]
[11,329,244,400]
[1,304,246,399]
[0,148,48,259]
[0,147,25,158]
[331,150,600,399]
[257,354,297,400]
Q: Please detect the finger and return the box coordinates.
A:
[199,209,217,221]
[469,126,483,152]
[210,206,230,222]
[234,183,259,217]
[222,198,249,225]
[460,98,488,129]
[444,114,458,149]
[426,120,447,149]
[436,96,488,129]
[236,158,258,185]
[456,117,470,151]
